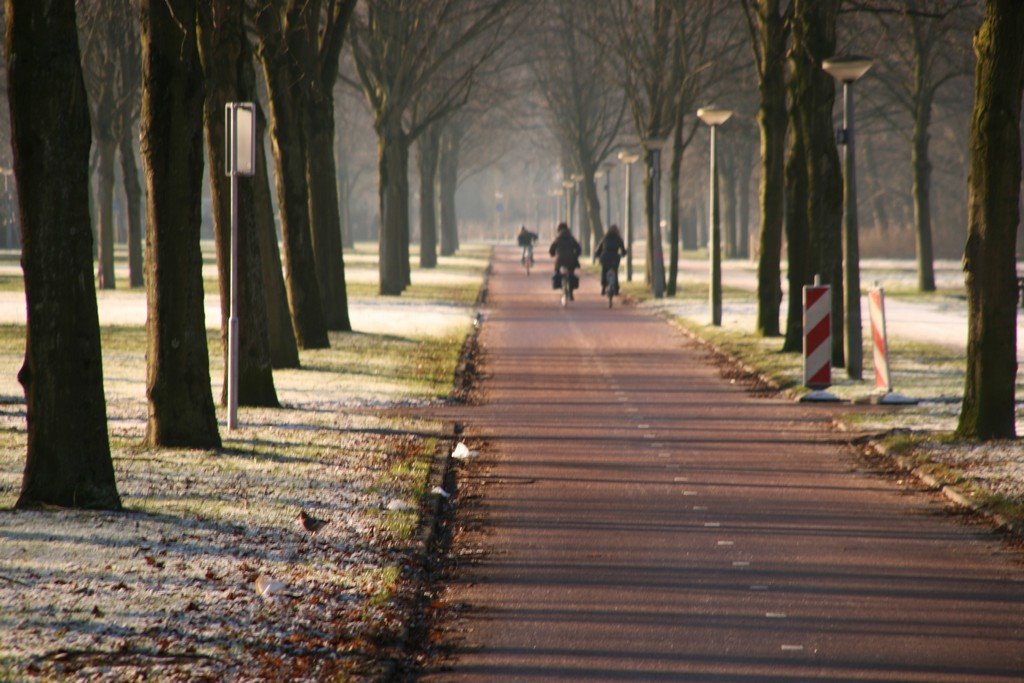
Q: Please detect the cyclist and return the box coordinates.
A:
[549,222,582,301]
[516,225,538,266]
[594,224,627,297]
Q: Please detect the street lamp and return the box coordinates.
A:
[823,54,873,380]
[548,189,562,232]
[618,149,640,281]
[643,136,669,298]
[697,106,733,326]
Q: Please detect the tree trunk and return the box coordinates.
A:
[336,125,354,250]
[378,120,409,295]
[253,102,300,369]
[668,120,684,296]
[797,0,844,368]
[95,136,117,289]
[753,0,787,337]
[197,0,279,408]
[306,89,352,331]
[119,134,144,288]
[721,154,738,259]
[956,0,1024,440]
[418,125,441,269]
[582,172,605,261]
[7,0,121,509]
[140,0,221,449]
[912,88,937,292]
[256,30,329,349]
[439,127,460,256]
[783,68,812,353]
[736,142,752,260]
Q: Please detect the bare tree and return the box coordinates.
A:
[6,0,121,508]
[251,1,330,347]
[350,0,522,295]
[742,0,791,337]
[782,0,843,366]
[957,0,1024,440]
[140,0,221,448]
[198,0,279,407]
[858,0,978,291]
[530,1,625,258]
[79,0,140,290]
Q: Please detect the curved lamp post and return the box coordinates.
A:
[618,150,640,281]
[697,106,733,326]
[823,55,873,380]
[644,136,669,298]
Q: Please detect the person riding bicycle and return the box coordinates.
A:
[594,224,627,295]
[517,225,538,264]
[549,222,582,300]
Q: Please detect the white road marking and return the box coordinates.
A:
[766,612,787,619]
[781,645,804,652]
[717,540,734,546]
[733,561,751,567]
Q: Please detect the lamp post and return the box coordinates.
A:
[549,189,562,233]
[823,54,873,381]
[644,136,668,298]
[570,172,585,252]
[618,150,640,282]
[697,106,733,326]
[562,179,574,227]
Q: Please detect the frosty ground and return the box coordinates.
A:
[0,244,487,681]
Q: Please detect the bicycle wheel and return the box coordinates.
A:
[562,271,571,306]
[606,270,615,308]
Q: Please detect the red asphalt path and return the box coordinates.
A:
[425,246,1024,681]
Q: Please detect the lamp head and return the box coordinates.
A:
[617,150,640,164]
[697,107,733,127]
[822,55,874,82]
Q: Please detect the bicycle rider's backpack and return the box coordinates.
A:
[552,272,562,290]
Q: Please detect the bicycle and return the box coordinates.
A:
[521,243,534,276]
[604,267,619,308]
[558,266,577,307]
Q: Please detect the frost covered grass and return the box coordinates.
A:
[0,244,488,681]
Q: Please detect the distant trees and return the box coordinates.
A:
[350,0,521,295]
[530,1,625,257]
[79,0,143,289]
[864,0,977,292]
[5,0,121,508]
[956,0,1024,440]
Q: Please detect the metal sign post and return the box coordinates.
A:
[224,103,255,429]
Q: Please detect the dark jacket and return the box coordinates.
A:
[595,232,627,268]
[549,231,582,270]
[517,230,538,247]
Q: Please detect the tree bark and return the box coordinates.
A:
[140,0,221,449]
[418,125,441,269]
[782,69,812,353]
[118,135,144,288]
[736,142,752,260]
[912,79,937,292]
[721,153,738,259]
[956,0,1024,440]
[253,102,300,369]
[6,0,121,509]
[336,124,354,250]
[255,21,329,349]
[581,172,605,261]
[667,119,684,296]
[796,0,844,368]
[197,0,279,408]
[439,127,460,256]
[306,85,351,330]
[378,120,410,295]
[95,136,116,289]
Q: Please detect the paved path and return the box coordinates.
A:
[426,247,1024,681]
